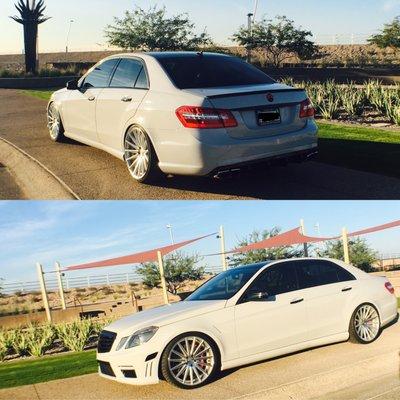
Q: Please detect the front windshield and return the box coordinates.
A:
[186,263,267,301]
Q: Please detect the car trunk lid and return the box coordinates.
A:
[184,84,308,139]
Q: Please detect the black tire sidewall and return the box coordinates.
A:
[349,303,381,344]
[161,332,221,390]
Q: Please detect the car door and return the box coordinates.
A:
[95,58,149,152]
[234,261,308,358]
[61,58,119,142]
[295,260,357,340]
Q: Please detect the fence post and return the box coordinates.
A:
[157,251,169,305]
[219,226,228,271]
[87,276,90,288]
[55,262,67,310]
[300,219,309,257]
[36,263,52,323]
[342,228,350,264]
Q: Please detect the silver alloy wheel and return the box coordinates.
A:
[354,304,380,342]
[47,103,61,140]
[167,336,215,387]
[124,127,150,181]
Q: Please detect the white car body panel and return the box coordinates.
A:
[49,52,319,177]
[96,258,398,387]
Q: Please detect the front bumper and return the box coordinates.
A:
[97,346,162,386]
[157,119,318,176]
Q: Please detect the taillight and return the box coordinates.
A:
[385,282,395,295]
[176,106,238,129]
[299,99,315,118]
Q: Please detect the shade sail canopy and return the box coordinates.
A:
[66,233,216,271]
[348,220,400,237]
[232,227,332,254]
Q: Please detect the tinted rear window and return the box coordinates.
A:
[296,260,356,289]
[110,59,144,88]
[156,55,275,89]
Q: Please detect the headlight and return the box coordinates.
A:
[117,326,158,351]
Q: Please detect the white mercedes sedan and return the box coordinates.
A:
[97,258,398,389]
[47,52,318,183]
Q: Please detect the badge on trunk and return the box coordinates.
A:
[266,93,274,102]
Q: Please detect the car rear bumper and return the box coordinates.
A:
[157,119,318,176]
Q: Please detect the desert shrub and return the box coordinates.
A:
[0,330,15,360]
[55,319,96,352]
[25,324,55,357]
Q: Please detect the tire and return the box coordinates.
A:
[161,332,221,389]
[349,303,381,344]
[47,103,66,142]
[124,125,163,183]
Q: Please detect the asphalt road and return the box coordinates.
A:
[1,322,399,400]
[2,89,400,200]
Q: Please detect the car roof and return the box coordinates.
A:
[106,51,232,60]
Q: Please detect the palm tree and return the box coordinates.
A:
[10,0,51,74]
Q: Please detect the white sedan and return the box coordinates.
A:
[47,52,318,183]
[96,258,398,389]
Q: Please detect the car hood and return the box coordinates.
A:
[182,83,297,98]
[105,300,226,336]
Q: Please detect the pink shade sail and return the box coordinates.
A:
[348,220,400,237]
[65,233,217,271]
[232,227,332,254]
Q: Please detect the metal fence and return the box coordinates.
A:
[1,265,224,295]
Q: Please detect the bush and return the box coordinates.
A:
[55,320,96,352]
[25,324,55,357]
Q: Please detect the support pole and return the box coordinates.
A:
[342,228,350,264]
[157,251,169,305]
[55,262,66,310]
[300,219,309,257]
[36,263,52,323]
[219,226,228,272]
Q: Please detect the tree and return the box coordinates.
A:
[105,5,212,52]
[230,227,304,267]
[317,238,378,272]
[368,16,400,50]
[10,0,51,74]
[232,16,319,67]
[137,252,205,295]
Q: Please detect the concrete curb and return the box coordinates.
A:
[0,137,80,200]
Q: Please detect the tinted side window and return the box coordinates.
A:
[135,67,149,89]
[246,262,298,297]
[83,59,119,88]
[296,260,355,289]
[110,59,144,88]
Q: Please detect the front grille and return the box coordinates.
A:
[97,330,117,353]
[99,361,115,377]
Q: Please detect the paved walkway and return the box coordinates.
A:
[1,323,399,400]
[2,89,400,200]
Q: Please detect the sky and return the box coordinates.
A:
[0,201,400,284]
[0,0,399,54]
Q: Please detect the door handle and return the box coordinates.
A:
[342,287,352,292]
[88,96,96,101]
[121,96,133,102]
[290,298,304,305]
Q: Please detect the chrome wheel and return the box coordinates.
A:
[47,103,61,140]
[167,336,215,387]
[124,127,150,181]
[354,304,380,342]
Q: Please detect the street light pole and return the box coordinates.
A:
[66,20,74,54]
[247,13,254,63]
[166,224,175,245]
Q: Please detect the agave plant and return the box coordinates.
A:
[55,319,96,352]
[10,0,51,74]
[25,324,55,357]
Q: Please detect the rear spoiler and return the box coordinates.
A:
[206,88,305,100]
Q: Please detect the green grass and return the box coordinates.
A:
[398,298,400,308]
[318,122,400,178]
[0,350,97,389]
[19,89,57,101]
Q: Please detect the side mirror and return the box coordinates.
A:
[66,79,79,90]
[245,291,275,302]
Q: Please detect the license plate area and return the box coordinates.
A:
[256,109,281,126]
